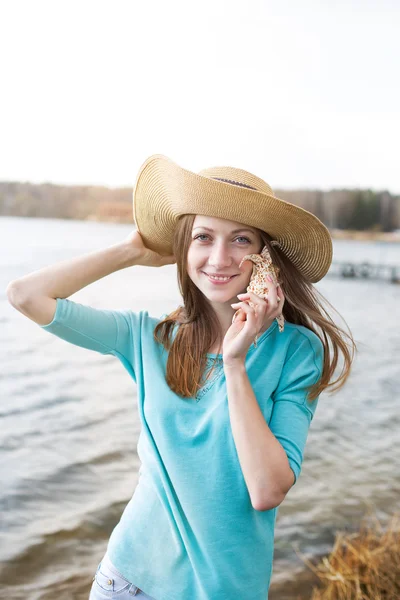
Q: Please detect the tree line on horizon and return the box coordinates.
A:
[0,180,399,232]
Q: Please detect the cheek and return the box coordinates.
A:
[186,249,202,276]
[241,261,254,278]
[187,246,205,265]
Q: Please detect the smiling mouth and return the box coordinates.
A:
[202,272,239,281]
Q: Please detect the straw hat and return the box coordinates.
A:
[133,154,333,283]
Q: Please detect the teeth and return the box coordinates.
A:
[208,274,232,281]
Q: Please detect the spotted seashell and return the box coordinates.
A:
[232,245,285,346]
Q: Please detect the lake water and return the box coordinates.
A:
[1,216,399,599]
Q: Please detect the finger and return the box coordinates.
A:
[276,285,285,310]
[240,289,277,314]
[230,301,256,320]
[237,291,269,313]
[264,280,283,311]
[231,301,258,330]
[231,307,246,323]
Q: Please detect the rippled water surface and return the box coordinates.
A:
[1,216,399,599]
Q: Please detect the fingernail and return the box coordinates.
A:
[237,293,246,298]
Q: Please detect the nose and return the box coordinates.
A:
[207,242,235,270]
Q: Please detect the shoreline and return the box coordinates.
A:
[88,214,400,242]
[329,228,400,242]
[87,215,400,242]
[3,213,400,242]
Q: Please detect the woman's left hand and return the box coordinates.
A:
[222,283,285,367]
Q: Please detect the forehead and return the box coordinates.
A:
[192,215,257,234]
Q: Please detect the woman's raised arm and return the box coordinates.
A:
[6,230,175,326]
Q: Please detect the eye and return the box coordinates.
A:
[193,234,251,244]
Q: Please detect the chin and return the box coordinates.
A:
[203,287,244,303]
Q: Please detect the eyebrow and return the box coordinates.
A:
[192,226,256,234]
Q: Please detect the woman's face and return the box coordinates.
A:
[187,215,263,304]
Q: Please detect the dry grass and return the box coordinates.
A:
[295,512,400,599]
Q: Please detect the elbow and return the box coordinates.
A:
[251,469,295,511]
[252,491,286,512]
[6,281,25,308]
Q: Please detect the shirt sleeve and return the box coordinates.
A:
[268,331,324,486]
[39,297,140,381]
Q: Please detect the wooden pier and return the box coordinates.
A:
[328,261,400,283]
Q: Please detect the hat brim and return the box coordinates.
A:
[133,154,332,283]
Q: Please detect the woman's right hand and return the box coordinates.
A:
[123,230,176,268]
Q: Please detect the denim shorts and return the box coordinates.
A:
[89,552,157,599]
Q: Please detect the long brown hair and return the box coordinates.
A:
[154,214,357,402]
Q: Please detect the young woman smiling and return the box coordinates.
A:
[7,154,356,600]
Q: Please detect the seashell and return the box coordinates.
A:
[233,245,285,346]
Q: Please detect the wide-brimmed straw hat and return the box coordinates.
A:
[133,154,333,283]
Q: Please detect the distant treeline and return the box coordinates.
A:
[0,181,399,231]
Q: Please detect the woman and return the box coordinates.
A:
[7,155,356,600]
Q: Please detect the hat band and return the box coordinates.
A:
[210,177,258,191]
[211,175,276,243]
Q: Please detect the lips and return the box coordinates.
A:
[203,272,238,282]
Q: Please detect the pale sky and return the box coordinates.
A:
[1,0,399,193]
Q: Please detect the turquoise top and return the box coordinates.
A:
[40,298,323,600]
